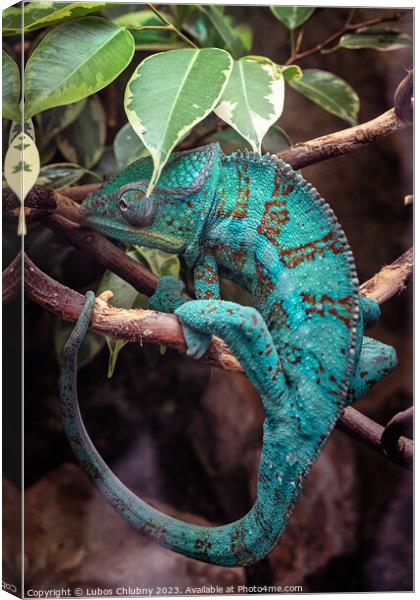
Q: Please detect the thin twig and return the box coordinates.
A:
[147,3,198,48]
[286,10,404,64]
[18,248,413,469]
[359,247,413,304]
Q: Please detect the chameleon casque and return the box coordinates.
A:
[60,143,397,567]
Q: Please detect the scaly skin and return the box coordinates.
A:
[60,144,397,566]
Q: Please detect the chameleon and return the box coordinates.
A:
[59,143,397,567]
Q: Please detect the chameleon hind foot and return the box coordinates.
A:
[359,295,381,329]
[349,335,397,402]
[150,275,212,359]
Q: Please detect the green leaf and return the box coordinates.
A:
[289,68,360,125]
[335,27,412,52]
[57,95,106,168]
[36,162,93,188]
[114,122,149,169]
[242,55,302,81]
[113,10,186,50]
[132,246,181,278]
[24,17,135,119]
[206,124,291,155]
[55,319,105,370]
[2,51,20,122]
[271,6,316,29]
[35,99,86,148]
[3,2,109,35]
[94,147,119,179]
[125,47,233,195]
[214,57,285,153]
[195,5,247,58]
[261,125,292,153]
[96,250,149,377]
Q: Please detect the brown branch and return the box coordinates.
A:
[278,109,409,170]
[359,247,413,304]
[44,214,159,296]
[286,10,404,64]
[2,253,21,304]
[22,249,413,469]
[337,406,412,470]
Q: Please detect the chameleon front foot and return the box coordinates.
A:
[150,275,212,359]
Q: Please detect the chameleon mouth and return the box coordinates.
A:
[84,215,186,253]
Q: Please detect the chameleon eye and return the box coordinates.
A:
[119,198,129,212]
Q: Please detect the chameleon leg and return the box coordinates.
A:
[359,295,381,329]
[150,254,221,360]
[348,336,397,402]
[60,294,325,567]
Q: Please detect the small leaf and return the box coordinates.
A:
[2,50,20,122]
[96,249,149,377]
[4,131,40,201]
[261,125,292,153]
[242,55,302,81]
[336,27,412,51]
[36,162,92,188]
[289,68,360,125]
[125,47,233,195]
[57,95,106,168]
[132,246,181,278]
[271,6,316,29]
[35,99,86,146]
[114,122,149,169]
[113,10,186,50]
[214,57,285,153]
[24,17,135,119]
[3,2,110,35]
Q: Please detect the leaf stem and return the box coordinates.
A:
[147,4,198,49]
[285,10,405,64]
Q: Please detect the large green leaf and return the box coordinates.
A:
[2,50,20,122]
[125,47,233,195]
[214,58,285,153]
[24,17,135,119]
[113,10,186,50]
[3,2,109,35]
[271,6,316,29]
[114,122,149,169]
[290,68,360,125]
[57,95,106,168]
[335,27,412,52]
[35,99,86,147]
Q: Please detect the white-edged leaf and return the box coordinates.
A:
[271,6,316,29]
[2,50,20,121]
[24,17,135,119]
[114,122,149,169]
[36,162,92,188]
[57,95,106,168]
[125,47,233,195]
[336,27,412,51]
[214,57,284,153]
[289,68,360,125]
[4,132,40,201]
[3,2,110,35]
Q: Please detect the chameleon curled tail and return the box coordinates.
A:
[61,291,371,567]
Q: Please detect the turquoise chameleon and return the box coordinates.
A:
[59,143,397,566]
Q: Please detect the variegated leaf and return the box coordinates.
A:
[125,48,233,195]
[2,50,20,121]
[214,57,285,153]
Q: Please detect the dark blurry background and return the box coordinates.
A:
[3,5,413,594]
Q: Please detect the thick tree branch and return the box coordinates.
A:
[359,247,413,303]
[20,249,413,469]
[278,109,409,170]
[2,253,21,304]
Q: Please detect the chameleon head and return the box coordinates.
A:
[82,143,222,254]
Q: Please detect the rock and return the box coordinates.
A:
[4,464,245,594]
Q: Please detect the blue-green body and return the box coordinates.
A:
[60,144,397,566]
